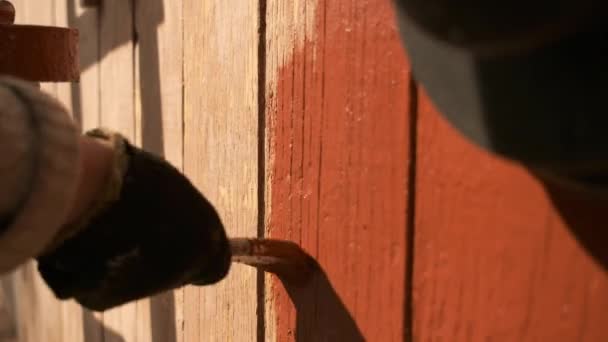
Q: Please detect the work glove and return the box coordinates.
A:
[36,129,231,311]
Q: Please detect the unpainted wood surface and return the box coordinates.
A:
[261,1,320,339]
[413,93,608,342]
[134,0,184,340]
[182,0,260,341]
[2,0,262,341]
[98,0,136,341]
[4,1,608,341]
[264,0,412,340]
[6,2,64,341]
[56,0,101,132]
[0,282,16,341]
[55,0,104,341]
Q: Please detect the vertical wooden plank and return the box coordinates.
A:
[265,0,411,340]
[24,0,58,96]
[99,0,136,341]
[56,0,101,131]
[6,2,64,342]
[183,0,259,341]
[413,94,608,341]
[55,1,103,341]
[0,279,16,341]
[134,0,183,340]
[8,263,65,342]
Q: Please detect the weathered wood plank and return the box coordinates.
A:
[413,93,608,341]
[55,0,104,341]
[6,2,63,341]
[134,0,183,340]
[56,0,101,132]
[27,1,58,97]
[183,0,260,341]
[7,263,64,342]
[2,2,104,341]
[0,278,16,341]
[99,0,136,341]
[264,0,412,340]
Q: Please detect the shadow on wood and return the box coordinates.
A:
[277,261,365,341]
[82,310,124,342]
[66,0,177,341]
[134,2,178,341]
[135,0,164,156]
[0,277,16,340]
[542,180,608,271]
[68,0,131,72]
[64,0,99,128]
[150,293,177,342]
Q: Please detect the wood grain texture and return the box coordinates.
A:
[5,2,64,341]
[26,0,58,95]
[134,0,183,340]
[55,1,104,341]
[265,0,412,340]
[183,0,260,341]
[0,279,16,341]
[3,2,608,342]
[413,93,608,342]
[56,0,101,131]
[6,263,63,342]
[99,0,136,341]
[2,2,104,341]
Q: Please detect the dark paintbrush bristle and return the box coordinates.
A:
[230,238,316,285]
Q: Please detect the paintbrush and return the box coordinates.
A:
[229,238,316,284]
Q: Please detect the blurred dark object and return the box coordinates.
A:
[38,136,231,311]
[394,0,604,54]
[394,0,608,193]
[0,0,15,25]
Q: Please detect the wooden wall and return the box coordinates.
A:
[2,0,607,341]
[263,1,411,340]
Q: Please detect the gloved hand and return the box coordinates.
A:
[36,129,231,311]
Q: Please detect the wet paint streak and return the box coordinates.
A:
[265,0,412,340]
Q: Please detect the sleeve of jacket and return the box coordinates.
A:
[0,76,80,273]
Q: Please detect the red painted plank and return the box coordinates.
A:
[265,0,412,340]
[414,92,608,341]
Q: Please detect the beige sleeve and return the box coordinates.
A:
[0,77,80,273]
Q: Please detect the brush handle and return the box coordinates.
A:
[230,238,291,266]
[229,238,315,284]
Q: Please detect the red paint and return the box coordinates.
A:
[267,1,608,339]
[414,92,608,341]
[266,0,411,340]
